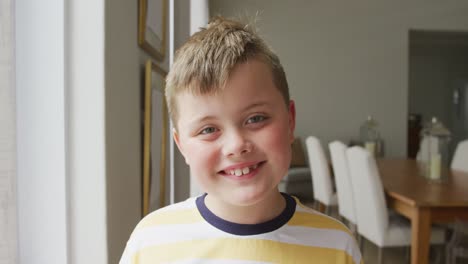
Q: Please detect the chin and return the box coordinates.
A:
[228,188,277,206]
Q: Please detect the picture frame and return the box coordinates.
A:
[138,0,167,61]
[142,60,168,216]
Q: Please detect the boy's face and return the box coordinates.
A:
[174,59,295,207]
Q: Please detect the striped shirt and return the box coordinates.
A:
[120,193,362,264]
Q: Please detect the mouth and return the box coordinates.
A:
[219,161,265,177]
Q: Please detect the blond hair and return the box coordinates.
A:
[165,16,289,125]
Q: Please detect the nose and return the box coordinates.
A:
[222,130,253,157]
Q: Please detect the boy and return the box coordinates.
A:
[120,17,362,264]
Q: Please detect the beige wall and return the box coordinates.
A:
[105,0,191,262]
[105,0,145,262]
[210,0,468,157]
[105,0,171,262]
[173,0,192,203]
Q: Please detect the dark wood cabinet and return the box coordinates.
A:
[407,113,422,159]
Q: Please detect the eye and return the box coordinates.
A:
[246,115,267,124]
[199,127,218,135]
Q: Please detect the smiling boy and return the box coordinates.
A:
[120,17,362,264]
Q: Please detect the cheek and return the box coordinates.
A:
[259,121,293,158]
[184,142,219,170]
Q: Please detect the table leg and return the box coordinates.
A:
[411,208,431,264]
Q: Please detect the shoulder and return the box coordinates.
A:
[133,197,201,231]
[284,197,362,264]
[120,197,206,263]
[292,198,351,233]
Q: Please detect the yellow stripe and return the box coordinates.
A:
[133,238,358,264]
[289,211,351,234]
[293,200,357,244]
[137,208,203,229]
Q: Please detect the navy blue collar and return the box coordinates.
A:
[196,193,296,236]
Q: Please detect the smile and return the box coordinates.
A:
[220,162,265,177]
[229,164,258,176]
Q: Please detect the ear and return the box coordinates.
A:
[288,100,296,144]
[173,128,189,165]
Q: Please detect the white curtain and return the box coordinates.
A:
[189,0,209,197]
[0,0,18,263]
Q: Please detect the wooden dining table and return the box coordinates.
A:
[377,158,468,264]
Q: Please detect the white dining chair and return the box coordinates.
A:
[346,146,445,264]
[305,136,337,215]
[445,219,468,264]
[329,141,357,233]
[451,139,468,172]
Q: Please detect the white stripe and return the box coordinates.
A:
[128,221,360,262]
[125,199,361,263]
[293,205,361,263]
[130,221,224,249]
[275,225,361,263]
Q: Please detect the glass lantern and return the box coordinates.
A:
[420,117,451,181]
[360,115,382,157]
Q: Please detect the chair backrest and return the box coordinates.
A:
[329,141,357,224]
[451,139,468,172]
[305,136,334,205]
[346,146,388,245]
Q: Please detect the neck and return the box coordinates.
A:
[204,190,286,224]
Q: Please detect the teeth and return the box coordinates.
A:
[226,164,259,176]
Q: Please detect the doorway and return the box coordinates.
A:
[408,30,468,160]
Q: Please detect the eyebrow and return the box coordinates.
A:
[187,101,271,126]
[242,101,270,112]
[188,115,217,126]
